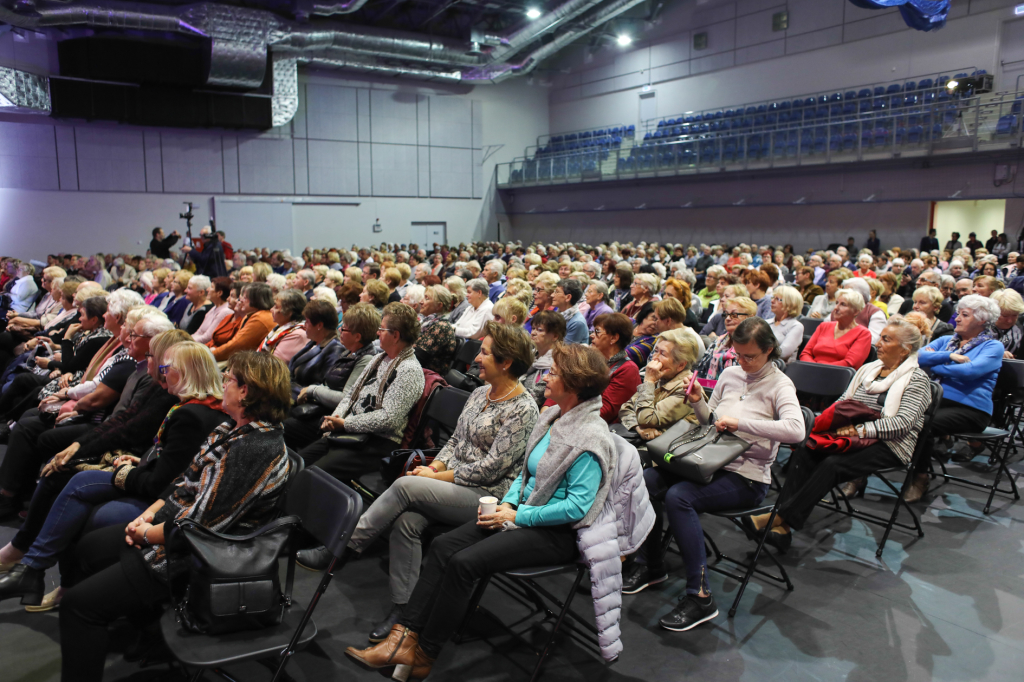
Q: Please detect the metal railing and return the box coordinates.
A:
[495,91,1023,188]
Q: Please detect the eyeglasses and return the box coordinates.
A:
[723,312,751,320]
[145,353,153,358]
[127,331,153,341]
[737,350,766,363]
[377,327,395,335]
[158,363,172,376]
[222,371,239,384]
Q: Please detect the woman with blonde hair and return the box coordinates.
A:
[770,286,804,364]
[236,266,254,283]
[621,273,659,320]
[991,288,1024,359]
[525,271,559,332]
[620,326,700,439]
[912,286,954,341]
[694,296,758,386]
[800,289,872,368]
[492,297,528,326]
[384,267,403,303]
[146,267,171,307]
[362,280,390,312]
[252,261,272,282]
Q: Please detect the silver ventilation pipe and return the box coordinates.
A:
[465,0,648,83]
[300,0,372,17]
[269,22,480,67]
[298,52,462,81]
[0,2,206,35]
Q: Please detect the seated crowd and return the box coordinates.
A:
[0,229,1021,680]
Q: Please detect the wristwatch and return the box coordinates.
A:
[854,424,866,438]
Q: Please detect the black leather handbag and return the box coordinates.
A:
[173,515,299,635]
[646,422,751,485]
[290,402,326,420]
[380,448,440,486]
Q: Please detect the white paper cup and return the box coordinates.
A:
[479,496,498,516]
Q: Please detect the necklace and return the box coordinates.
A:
[739,365,774,400]
[485,380,520,406]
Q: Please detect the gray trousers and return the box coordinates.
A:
[348,475,486,604]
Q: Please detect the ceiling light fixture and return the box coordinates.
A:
[526,7,542,19]
[617,34,633,46]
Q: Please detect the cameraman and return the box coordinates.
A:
[149,228,181,259]
[181,226,228,278]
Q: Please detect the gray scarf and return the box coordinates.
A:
[518,395,617,529]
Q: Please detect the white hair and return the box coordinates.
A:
[189,275,212,292]
[266,273,287,294]
[956,294,1000,325]
[106,288,145,319]
[311,286,338,307]
[402,284,426,306]
[842,277,871,302]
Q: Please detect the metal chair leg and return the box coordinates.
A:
[271,554,343,682]
[528,567,586,682]
[454,576,492,643]
[728,504,780,618]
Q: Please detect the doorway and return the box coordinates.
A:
[412,222,446,249]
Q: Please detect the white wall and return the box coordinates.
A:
[933,199,1007,248]
[0,69,549,261]
[546,0,1018,134]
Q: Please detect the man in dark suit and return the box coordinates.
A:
[919,229,939,253]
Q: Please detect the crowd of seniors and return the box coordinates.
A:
[2,228,1024,679]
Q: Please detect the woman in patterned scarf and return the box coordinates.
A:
[50,351,292,682]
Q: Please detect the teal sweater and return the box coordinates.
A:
[501,427,601,527]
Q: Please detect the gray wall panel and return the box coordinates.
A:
[371,90,418,145]
[143,131,163,192]
[222,137,240,194]
[417,146,430,198]
[0,122,58,191]
[308,140,359,196]
[736,8,780,48]
[472,148,483,200]
[358,141,372,196]
[429,147,472,199]
[787,0,844,36]
[74,128,146,192]
[371,143,418,197]
[429,96,473,148]
[294,139,309,195]
[306,84,358,141]
[160,132,225,193]
[237,137,294,194]
[357,89,371,142]
[54,127,79,191]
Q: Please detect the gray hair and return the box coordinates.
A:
[842,277,871,303]
[444,276,466,303]
[426,284,453,312]
[484,259,505,276]
[189,275,212,292]
[298,269,316,287]
[402,284,426,306]
[137,311,175,337]
[883,316,924,354]
[106,288,145,320]
[467,278,490,296]
[956,294,1000,325]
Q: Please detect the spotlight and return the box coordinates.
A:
[616,34,633,46]
[526,7,542,19]
[946,79,958,90]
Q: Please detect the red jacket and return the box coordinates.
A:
[601,359,641,424]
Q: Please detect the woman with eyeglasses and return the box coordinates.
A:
[693,297,757,387]
[524,272,558,333]
[800,289,872,368]
[619,327,700,439]
[46,351,290,682]
[296,302,425,570]
[0,336,228,612]
[623,317,803,633]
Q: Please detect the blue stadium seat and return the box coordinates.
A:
[904,81,916,91]
[907,125,924,144]
[917,78,933,89]
[997,115,1018,136]
[843,133,857,151]
[886,84,902,95]
[858,89,872,99]
[874,86,886,97]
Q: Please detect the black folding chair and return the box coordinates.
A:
[450,338,481,373]
[785,361,856,413]
[798,316,824,338]
[161,467,363,682]
[700,405,814,617]
[817,381,943,556]
[994,360,1024,459]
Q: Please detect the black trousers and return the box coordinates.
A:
[913,398,991,474]
[12,469,77,551]
[778,442,902,530]
[283,415,324,452]
[300,434,397,487]
[58,524,165,682]
[399,520,578,657]
[0,412,90,496]
[0,372,48,421]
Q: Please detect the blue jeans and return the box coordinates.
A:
[21,470,148,575]
[640,468,768,595]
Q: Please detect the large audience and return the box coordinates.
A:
[0,224,1022,680]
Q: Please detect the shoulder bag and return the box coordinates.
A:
[172,514,299,635]
[646,421,751,485]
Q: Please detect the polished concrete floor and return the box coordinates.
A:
[2,443,1023,682]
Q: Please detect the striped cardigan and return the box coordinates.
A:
[840,366,932,464]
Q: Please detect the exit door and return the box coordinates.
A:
[412,222,446,248]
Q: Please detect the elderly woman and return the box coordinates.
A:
[745,317,932,548]
[162,270,192,326]
[525,271,558,332]
[8,262,39,314]
[51,351,291,682]
[991,288,1024,359]
[523,310,566,408]
[625,302,659,367]
[699,283,748,339]
[453,279,494,340]
[206,283,245,350]
[842,278,886,343]
[444,277,470,326]
[289,300,344,396]
[258,289,310,364]
[620,327,701,440]
[854,253,877,279]
[800,289,872,368]
[973,274,1004,298]
[583,281,614,331]
[347,344,615,677]
[624,318,803,631]
[339,323,539,641]
[694,296,758,386]
[401,284,426,314]
[210,283,276,362]
[589,312,641,424]
[191,277,233,345]
[287,303,381,451]
[696,265,724,309]
[0,337,227,609]
[6,265,65,332]
[906,295,1005,502]
[663,278,701,329]
[808,269,850,319]
[770,285,804,364]
[621,273,659,320]
[361,279,391,313]
[878,271,904,314]
[611,265,635,311]
[415,285,457,375]
[298,302,424,492]
[178,275,213,335]
[912,286,954,341]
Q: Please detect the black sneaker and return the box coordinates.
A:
[658,594,719,632]
[621,562,668,595]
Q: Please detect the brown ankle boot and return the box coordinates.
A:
[904,473,929,504]
[391,632,435,681]
[346,625,408,669]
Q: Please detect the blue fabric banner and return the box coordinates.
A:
[848,0,949,32]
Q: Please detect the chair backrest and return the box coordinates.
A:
[452,338,481,372]
[908,381,944,468]
[784,360,856,399]
[275,448,306,513]
[287,467,363,557]
[799,316,824,337]
[422,385,472,446]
